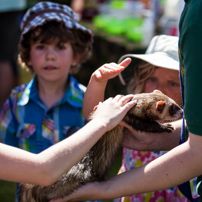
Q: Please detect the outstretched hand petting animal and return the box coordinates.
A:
[18,90,183,202]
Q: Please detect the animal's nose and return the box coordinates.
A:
[180,109,183,118]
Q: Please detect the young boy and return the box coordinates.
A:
[0,1,93,150]
[0,1,93,200]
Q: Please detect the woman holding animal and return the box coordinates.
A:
[51,36,200,201]
[116,35,196,202]
[80,34,197,202]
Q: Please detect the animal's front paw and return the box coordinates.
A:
[162,123,174,133]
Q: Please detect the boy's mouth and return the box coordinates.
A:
[44,66,57,70]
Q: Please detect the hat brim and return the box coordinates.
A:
[118,53,179,85]
[118,52,179,70]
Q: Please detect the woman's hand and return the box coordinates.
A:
[121,120,181,151]
[92,94,137,132]
[120,121,152,150]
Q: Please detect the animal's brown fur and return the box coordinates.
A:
[18,91,183,202]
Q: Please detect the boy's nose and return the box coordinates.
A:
[46,48,56,60]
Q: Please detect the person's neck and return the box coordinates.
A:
[37,78,68,109]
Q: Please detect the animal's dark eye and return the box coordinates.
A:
[169,105,178,116]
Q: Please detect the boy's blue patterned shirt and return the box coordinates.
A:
[0,74,86,154]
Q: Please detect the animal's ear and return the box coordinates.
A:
[156,101,165,113]
[153,90,163,94]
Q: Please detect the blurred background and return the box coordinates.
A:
[0,0,184,201]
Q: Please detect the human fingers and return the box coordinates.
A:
[121,124,152,151]
[95,62,126,78]
[100,63,124,74]
[95,94,133,110]
[119,120,133,128]
[109,96,137,130]
[113,94,136,107]
[96,94,136,111]
[93,65,115,80]
[119,57,132,68]
[93,101,104,111]
[110,94,124,102]
[92,95,136,131]
[103,61,132,73]
[95,58,131,79]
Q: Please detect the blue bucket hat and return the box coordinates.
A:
[20,1,93,41]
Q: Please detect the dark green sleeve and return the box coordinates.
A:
[181,23,202,136]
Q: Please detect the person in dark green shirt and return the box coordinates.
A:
[179,0,202,200]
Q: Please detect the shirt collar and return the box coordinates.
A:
[17,75,86,108]
[62,74,86,108]
[17,78,36,106]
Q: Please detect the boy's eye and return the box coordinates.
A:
[58,44,66,50]
[36,45,45,49]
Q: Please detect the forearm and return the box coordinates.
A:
[0,120,107,185]
[83,76,107,119]
[92,133,202,200]
[38,120,108,184]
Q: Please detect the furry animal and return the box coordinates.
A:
[18,90,183,202]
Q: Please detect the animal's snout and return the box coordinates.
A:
[179,109,183,118]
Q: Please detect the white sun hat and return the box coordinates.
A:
[118,35,179,85]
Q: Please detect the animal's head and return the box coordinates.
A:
[129,90,183,121]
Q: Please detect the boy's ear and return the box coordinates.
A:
[72,54,81,66]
